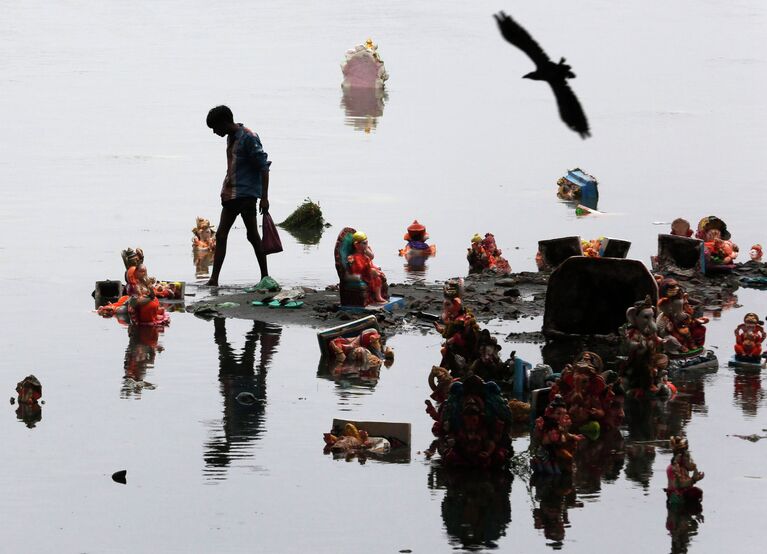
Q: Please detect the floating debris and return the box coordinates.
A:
[123,378,156,391]
[730,434,767,443]
[279,198,327,232]
[235,392,258,405]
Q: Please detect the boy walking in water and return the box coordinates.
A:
[205,105,271,286]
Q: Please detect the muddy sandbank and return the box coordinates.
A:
[186,261,765,337]
[187,271,549,335]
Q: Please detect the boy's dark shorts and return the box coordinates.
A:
[221,196,259,215]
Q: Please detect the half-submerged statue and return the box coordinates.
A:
[621,296,668,397]
[399,220,436,260]
[334,228,389,306]
[531,394,584,475]
[547,351,624,440]
[581,237,602,258]
[192,217,217,251]
[467,233,511,274]
[341,38,388,89]
[323,422,391,459]
[435,278,480,373]
[656,278,718,371]
[670,218,693,238]
[430,375,514,469]
[97,264,170,326]
[665,436,704,507]
[556,168,598,208]
[733,313,765,362]
[329,328,393,366]
[656,278,708,356]
[696,216,738,270]
[750,244,763,262]
[15,375,43,428]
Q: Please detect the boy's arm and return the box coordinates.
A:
[260,170,270,214]
[248,134,271,214]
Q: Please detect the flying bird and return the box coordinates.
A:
[494,11,590,138]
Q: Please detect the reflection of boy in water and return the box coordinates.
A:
[204,318,281,472]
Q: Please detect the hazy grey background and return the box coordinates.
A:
[0,1,765,552]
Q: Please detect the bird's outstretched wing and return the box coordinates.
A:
[494,11,551,67]
[548,79,590,138]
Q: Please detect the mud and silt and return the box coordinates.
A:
[187,261,765,341]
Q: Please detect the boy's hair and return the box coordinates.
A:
[207,105,234,128]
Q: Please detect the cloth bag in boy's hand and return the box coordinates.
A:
[262,213,283,255]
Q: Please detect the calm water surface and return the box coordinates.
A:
[1,0,765,552]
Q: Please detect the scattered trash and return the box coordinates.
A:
[252,287,306,309]
[216,302,240,309]
[528,363,553,389]
[508,398,531,422]
[575,204,603,216]
[251,299,304,309]
[730,434,767,442]
[739,276,767,289]
[186,302,219,316]
[252,276,281,292]
[235,392,258,405]
[123,378,156,391]
[112,470,127,484]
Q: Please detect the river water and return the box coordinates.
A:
[1,0,765,552]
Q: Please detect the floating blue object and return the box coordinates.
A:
[512,356,533,400]
[727,355,764,373]
[338,296,406,314]
[562,168,599,209]
[740,276,767,288]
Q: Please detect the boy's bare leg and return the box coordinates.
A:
[242,210,268,279]
[206,207,239,286]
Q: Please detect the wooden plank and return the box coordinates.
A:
[316,315,379,356]
[331,418,411,446]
